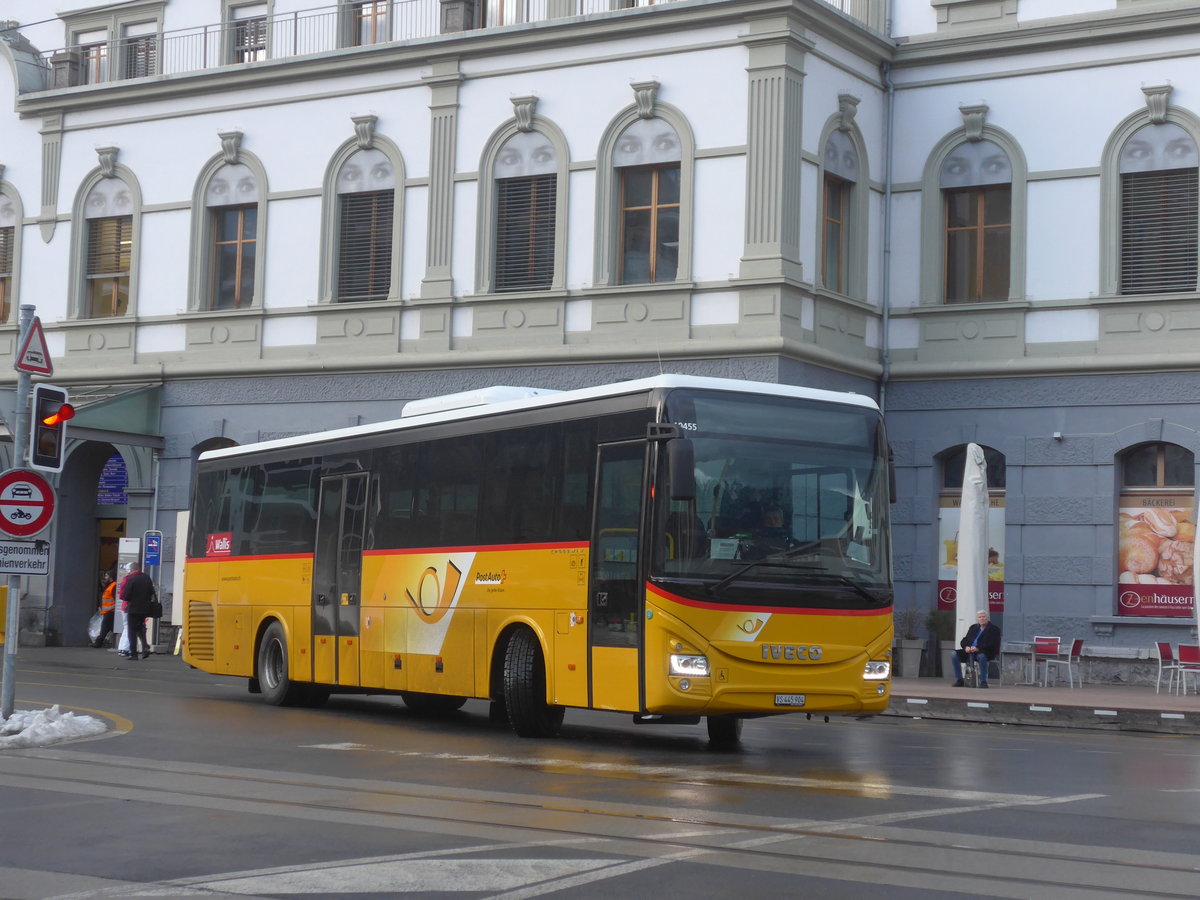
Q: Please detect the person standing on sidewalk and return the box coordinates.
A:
[951,610,1001,688]
[121,563,156,661]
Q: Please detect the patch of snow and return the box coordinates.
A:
[0,705,108,749]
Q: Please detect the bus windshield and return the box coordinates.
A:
[655,390,891,607]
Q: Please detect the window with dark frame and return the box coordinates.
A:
[0,226,12,322]
[232,16,268,63]
[822,174,849,293]
[211,206,257,310]
[80,41,107,84]
[944,184,1011,302]
[351,0,389,45]
[619,164,680,284]
[1122,443,1195,489]
[1118,122,1199,295]
[85,216,132,318]
[495,175,555,292]
[122,34,157,78]
[338,191,393,301]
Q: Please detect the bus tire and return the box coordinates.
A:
[401,692,468,714]
[257,622,304,707]
[503,628,564,738]
[706,715,743,747]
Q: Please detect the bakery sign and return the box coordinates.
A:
[1117,496,1195,617]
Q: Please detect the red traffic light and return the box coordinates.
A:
[41,403,75,427]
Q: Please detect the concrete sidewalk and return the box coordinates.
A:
[885,675,1200,735]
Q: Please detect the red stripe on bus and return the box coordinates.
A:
[647,583,891,617]
[363,541,588,556]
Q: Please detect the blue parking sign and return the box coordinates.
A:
[144,531,162,567]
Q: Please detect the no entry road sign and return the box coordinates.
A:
[0,469,56,537]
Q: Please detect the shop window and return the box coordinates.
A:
[1118,443,1195,618]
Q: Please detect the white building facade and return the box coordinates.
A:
[0,0,1197,654]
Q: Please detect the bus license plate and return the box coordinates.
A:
[775,694,806,707]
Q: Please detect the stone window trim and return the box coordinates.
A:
[593,101,695,287]
[815,115,870,302]
[474,115,570,296]
[919,124,1027,305]
[0,181,24,326]
[187,148,269,312]
[318,131,406,304]
[59,0,166,86]
[67,165,143,320]
[221,0,275,65]
[1099,106,1200,297]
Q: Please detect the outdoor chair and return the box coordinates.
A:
[1177,644,1200,695]
[1155,641,1181,695]
[1043,638,1083,688]
[1032,636,1061,687]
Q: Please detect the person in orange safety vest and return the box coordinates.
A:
[91,573,117,648]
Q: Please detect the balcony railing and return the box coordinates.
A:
[33,0,885,92]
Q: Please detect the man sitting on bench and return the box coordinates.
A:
[952,609,1001,688]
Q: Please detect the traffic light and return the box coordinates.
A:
[30,384,74,473]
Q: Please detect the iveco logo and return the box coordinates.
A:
[761,644,822,661]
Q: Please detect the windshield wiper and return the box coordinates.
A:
[707,560,820,598]
[706,560,883,605]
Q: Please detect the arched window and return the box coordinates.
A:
[1117,123,1199,294]
[821,130,858,294]
[613,117,681,284]
[940,140,1012,303]
[493,131,557,292]
[205,163,260,310]
[1118,442,1195,618]
[82,178,134,317]
[334,148,395,301]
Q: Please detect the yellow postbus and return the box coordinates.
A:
[183,375,893,744]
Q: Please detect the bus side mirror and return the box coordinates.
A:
[667,439,696,501]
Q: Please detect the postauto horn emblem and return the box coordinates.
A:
[761,643,823,661]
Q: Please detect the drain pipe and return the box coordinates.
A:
[879,55,896,414]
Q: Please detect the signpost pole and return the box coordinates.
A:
[2,305,35,719]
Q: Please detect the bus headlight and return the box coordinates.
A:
[670,654,710,677]
[863,660,890,681]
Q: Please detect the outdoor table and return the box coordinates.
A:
[1004,641,1039,685]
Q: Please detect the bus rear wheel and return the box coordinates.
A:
[706,715,743,747]
[503,628,564,738]
[258,622,304,706]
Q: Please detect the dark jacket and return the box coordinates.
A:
[122,571,156,618]
[959,622,1001,658]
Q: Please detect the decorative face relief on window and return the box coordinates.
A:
[336,148,395,194]
[613,118,681,168]
[205,163,259,206]
[939,140,1011,188]
[1120,123,1199,174]
[494,132,556,179]
[824,130,858,182]
[84,178,133,219]
[0,194,14,227]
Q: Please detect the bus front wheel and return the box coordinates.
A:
[258,622,303,706]
[503,628,564,738]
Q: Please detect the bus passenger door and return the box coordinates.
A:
[312,473,367,687]
[589,442,645,712]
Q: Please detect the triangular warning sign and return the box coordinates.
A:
[15,318,53,376]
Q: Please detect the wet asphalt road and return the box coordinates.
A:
[2,646,1199,899]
